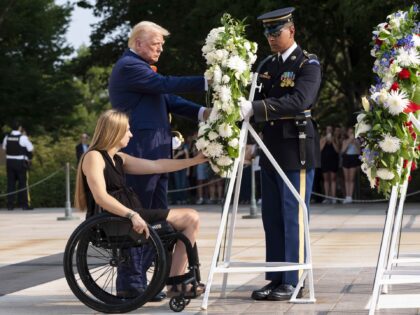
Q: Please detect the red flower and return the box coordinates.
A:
[398,68,411,80]
[390,82,399,91]
[375,38,383,46]
[403,101,420,113]
[403,160,409,168]
[412,162,417,171]
[409,175,412,182]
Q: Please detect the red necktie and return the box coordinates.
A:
[150,65,157,72]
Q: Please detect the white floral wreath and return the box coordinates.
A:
[356,4,420,196]
[196,14,257,177]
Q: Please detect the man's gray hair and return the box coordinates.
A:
[128,21,170,48]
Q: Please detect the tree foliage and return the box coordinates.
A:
[83,0,411,129]
[0,0,81,136]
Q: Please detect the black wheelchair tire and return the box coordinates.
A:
[63,213,167,313]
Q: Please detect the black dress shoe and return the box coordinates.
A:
[22,206,34,210]
[267,284,303,301]
[251,281,279,300]
[150,291,166,302]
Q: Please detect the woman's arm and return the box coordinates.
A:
[119,151,207,175]
[341,139,350,154]
[82,151,149,237]
[320,137,326,151]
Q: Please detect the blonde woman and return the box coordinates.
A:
[74,109,207,297]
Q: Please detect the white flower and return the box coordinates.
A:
[222,75,230,84]
[213,66,222,84]
[379,134,401,153]
[355,121,371,137]
[361,97,370,111]
[384,90,409,115]
[361,163,376,188]
[228,138,239,148]
[371,88,388,105]
[196,137,209,151]
[219,85,232,103]
[198,123,208,137]
[205,142,224,158]
[376,168,395,180]
[208,107,220,122]
[210,163,220,173]
[356,113,366,123]
[217,155,233,166]
[218,123,233,138]
[244,41,251,51]
[221,101,234,114]
[412,34,420,48]
[208,131,219,141]
[227,55,248,74]
[204,69,213,81]
[396,47,420,67]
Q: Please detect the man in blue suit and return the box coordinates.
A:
[240,7,321,301]
[109,21,208,301]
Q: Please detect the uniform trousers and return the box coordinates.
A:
[261,168,314,286]
[6,159,29,208]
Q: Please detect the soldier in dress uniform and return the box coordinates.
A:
[240,7,321,301]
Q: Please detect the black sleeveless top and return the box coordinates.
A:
[82,150,169,223]
[83,150,142,219]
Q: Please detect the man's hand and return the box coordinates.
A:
[239,99,254,120]
[203,108,211,121]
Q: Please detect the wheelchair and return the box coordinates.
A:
[63,213,202,313]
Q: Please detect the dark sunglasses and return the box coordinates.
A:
[264,27,286,38]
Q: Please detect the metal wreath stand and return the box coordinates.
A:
[368,112,420,314]
[201,56,316,310]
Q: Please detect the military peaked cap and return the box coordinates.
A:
[257,7,295,34]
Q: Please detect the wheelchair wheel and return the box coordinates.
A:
[63,213,167,313]
[169,296,186,312]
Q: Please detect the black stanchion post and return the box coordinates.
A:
[58,162,79,221]
[243,160,261,219]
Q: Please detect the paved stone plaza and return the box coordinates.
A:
[1,203,420,314]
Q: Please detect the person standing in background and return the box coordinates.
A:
[341,127,361,204]
[2,121,34,210]
[75,133,89,163]
[320,126,340,204]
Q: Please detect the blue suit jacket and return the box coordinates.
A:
[109,49,205,131]
[108,49,205,209]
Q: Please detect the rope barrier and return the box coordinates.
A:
[0,167,64,198]
[168,178,225,193]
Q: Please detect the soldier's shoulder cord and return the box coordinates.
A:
[299,50,320,69]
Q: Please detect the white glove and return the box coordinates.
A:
[239,99,254,120]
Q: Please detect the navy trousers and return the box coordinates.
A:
[261,168,314,286]
[117,128,170,294]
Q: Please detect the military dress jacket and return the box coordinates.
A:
[252,45,322,170]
